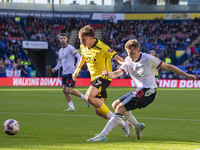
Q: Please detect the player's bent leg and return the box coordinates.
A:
[115,103,131,137]
[86,86,113,119]
[112,99,121,110]
[85,86,101,106]
[87,113,123,142]
[66,87,89,108]
[93,106,107,119]
[62,86,75,111]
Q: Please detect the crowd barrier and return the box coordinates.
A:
[0,77,199,88]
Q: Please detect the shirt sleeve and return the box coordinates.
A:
[54,60,62,70]
[70,45,78,56]
[119,62,128,73]
[147,54,162,68]
[103,45,117,58]
[55,51,62,70]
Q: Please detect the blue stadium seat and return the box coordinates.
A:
[177,66,186,70]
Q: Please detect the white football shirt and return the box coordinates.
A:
[120,53,162,90]
[55,44,80,75]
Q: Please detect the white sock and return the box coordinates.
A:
[124,111,138,127]
[106,111,126,128]
[106,111,113,120]
[100,113,122,136]
[68,101,75,108]
[80,94,86,100]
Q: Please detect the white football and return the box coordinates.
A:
[3,119,20,135]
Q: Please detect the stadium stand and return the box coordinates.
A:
[0,1,200,78]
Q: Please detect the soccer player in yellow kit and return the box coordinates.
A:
[73,25,131,137]
[150,50,159,86]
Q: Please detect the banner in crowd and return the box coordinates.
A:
[0,10,92,19]
[22,41,48,49]
[6,70,21,77]
[0,78,199,88]
[176,50,186,58]
[92,13,124,20]
[124,13,200,20]
[0,9,200,20]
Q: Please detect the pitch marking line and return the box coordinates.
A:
[0,112,200,122]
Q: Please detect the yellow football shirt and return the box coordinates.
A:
[80,39,117,81]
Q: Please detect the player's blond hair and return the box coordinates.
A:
[79,25,95,37]
[125,39,139,50]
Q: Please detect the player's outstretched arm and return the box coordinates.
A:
[52,59,62,73]
[73,55,85,81]
[102,69,124,79]
[160,62,196,81]
[113,55,125,65]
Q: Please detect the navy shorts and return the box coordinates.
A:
[62,74,75,88]
[119,88,156,111]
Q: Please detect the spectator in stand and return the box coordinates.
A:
[187,67,194,74]
[17,58,27,75]
[0,58,6,73]
[165,55,172,64]
[173,73,180,79]
[12,60,18,70]
[4,57,11,68]
[186,47,191,59]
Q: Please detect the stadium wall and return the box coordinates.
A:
[0,77,199,88]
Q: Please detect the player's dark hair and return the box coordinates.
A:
[125,39,139,50]
[59,33,68,37]
[79,25,94,37]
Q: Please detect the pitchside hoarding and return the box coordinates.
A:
[0,78,199,88]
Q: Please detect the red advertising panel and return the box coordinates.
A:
[0,77,199,88]
[0,77,13,86]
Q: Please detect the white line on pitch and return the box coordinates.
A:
[0,112,200,122]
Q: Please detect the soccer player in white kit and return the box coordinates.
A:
[52,33,89,111]
[87,39,196,142]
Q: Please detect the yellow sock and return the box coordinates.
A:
[98,103,110,115]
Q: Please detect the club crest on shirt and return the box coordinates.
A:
[135,64,141,71]
[108,49,114,53]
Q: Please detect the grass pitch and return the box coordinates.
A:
[0,86,200,150]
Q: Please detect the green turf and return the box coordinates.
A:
[0,87,200,150]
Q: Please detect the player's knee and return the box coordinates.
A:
[85,94,93,103]
[115,103,126,114]
[112,100,119,110]
[65,87,72,94]
[62,88,67,94]
[112,102,117,110]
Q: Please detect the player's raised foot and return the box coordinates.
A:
[135,123,145,140]
[87,134,107,142]
[64,107,76,112]
[122,121,131,137]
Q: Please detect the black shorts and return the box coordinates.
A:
[119,88,156,111]
[62,74,75,88]
[91,77,111,100]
